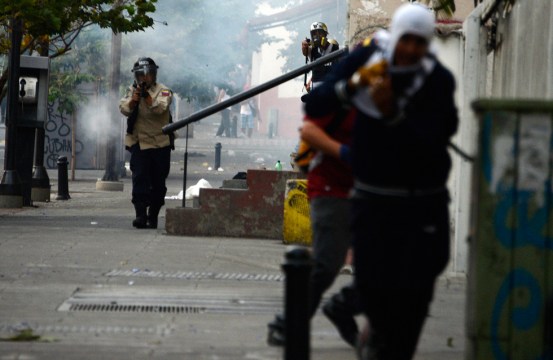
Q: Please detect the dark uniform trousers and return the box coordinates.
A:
[129,144,171,209]
[352,191,450,360]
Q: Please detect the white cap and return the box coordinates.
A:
[386,3,435,60]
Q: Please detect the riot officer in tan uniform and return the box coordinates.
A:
[119,57,173,229]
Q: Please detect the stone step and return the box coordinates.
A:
[166,169,305,239]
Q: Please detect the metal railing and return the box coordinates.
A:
[164,47,348,209]
[162,46,348,134]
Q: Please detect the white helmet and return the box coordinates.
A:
[310,22,329,47]
[310,22,328,34]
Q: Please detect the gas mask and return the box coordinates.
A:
[310,30,327,48]
[132,57,158,88]
[309,22,329,48]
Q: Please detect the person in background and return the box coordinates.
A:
[119,57,173,229]
[268,98,361,349]
[301,21,340,93]
[215,85,232,138]
[239,85,260,138]
[304,3,459,358]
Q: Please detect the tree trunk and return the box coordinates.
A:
[71,109,76,181]
[101,28,122,181]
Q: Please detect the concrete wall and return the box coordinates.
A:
[488,0,553,98]
[459,0,553,106]
[434,34,471,274]
[45,99,101,170]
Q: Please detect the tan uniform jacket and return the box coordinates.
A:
[119,82,173,149]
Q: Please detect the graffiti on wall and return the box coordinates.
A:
[45,99,96,169]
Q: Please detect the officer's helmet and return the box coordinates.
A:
[310,22,328,35]
[132,57,158,81]
[310,22,328,46]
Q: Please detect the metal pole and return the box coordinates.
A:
[33,128,48,174]
[182,124,189,208]
[0,18,23,193]
[162,47,348,134]
[32,127,50,194]
[31,41,51,198]
[56,156,70,200]
[214,142,222,170]
[70,110,77,180]
[101,28,121,182]
[282,245,312,360]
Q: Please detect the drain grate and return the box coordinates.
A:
[105,269,284,282]
[58,288,283,315]
[66,303,205,314]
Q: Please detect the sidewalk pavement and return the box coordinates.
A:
[0,169,466,360]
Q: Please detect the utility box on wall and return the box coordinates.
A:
[17,55,49,205]
[467,99,553,360]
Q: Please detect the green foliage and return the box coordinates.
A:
[0,1,158,105]
[48,70,95,115]
[48,29,105,114]
[0,0,158,36]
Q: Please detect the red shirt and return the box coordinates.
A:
[306,109,355,199]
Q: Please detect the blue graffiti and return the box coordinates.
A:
[491,268,543,360]
[493,189,553,250]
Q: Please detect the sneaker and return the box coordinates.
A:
[323,298,358,347]
[132,216,148,229]
[267,315,285,346]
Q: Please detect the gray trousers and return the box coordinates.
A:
[308,197,352,318]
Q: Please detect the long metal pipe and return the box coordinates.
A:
[162,47,348,134]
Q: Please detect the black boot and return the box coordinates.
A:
[132,203,148,228]
[147,205,161,229]
[322,286,359,347]
[267,314,285,346]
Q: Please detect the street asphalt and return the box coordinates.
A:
[0,116,466,359]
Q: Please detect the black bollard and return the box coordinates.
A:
[282,245,312,360]
[546,296,553,358]
[214,142,222,170]
[56,156,70,200]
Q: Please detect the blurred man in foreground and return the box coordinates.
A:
[305,3,459,358]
